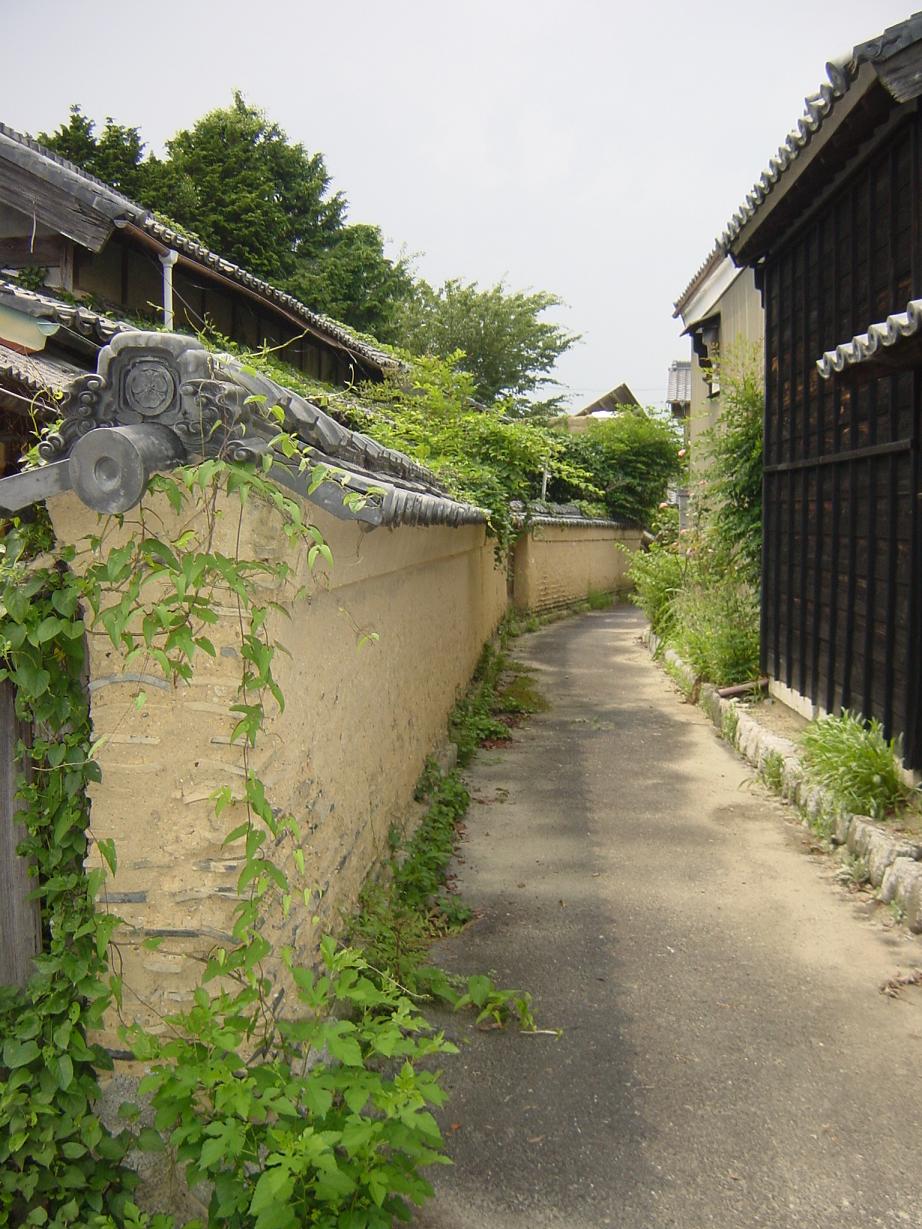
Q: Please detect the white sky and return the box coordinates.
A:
[1,1,915,409]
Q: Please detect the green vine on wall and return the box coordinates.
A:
[0,514,132,1227]
[0,442,536,1228]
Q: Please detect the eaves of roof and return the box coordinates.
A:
[720,13,922,261]
[0,122,399,376]
[676,12,922,287]
[675,255,746,332]
[0,342,86,398]
[673,245,724,319]
[816,297,922,378]
[0,280,130,346]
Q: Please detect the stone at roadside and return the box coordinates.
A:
[879,859,922,932]
[848,817,922,887]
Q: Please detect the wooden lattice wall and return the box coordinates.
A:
[762,106,922,766]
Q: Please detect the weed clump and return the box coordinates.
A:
[449,644,514,765]
[721,706,740,746]
[835,851,870,888]
[801,710,910,820]
[760,750,785,792]
[628,544,684,639]
[449,642,547,764]
[672,579,760,687]
[350,639,545,1029]
[586,588,613,611]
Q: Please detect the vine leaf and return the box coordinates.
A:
[97,838,117,876]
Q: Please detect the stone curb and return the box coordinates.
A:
[645,630,922,933]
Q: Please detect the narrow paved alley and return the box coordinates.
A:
[415,608,922,1229]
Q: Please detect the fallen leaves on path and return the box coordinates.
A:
[879,968,922,997]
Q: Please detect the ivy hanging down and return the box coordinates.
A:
[0,515,135,1227]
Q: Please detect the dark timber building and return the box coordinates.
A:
[718,13,922,770]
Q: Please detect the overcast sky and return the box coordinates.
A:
[2,1,914,409]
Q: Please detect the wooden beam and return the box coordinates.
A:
[0,162,114,252]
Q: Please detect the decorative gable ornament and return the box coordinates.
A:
[0,332,484,529]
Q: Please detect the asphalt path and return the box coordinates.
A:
[413,607,922,1229]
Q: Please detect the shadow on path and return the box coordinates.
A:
[414,608,922,1229]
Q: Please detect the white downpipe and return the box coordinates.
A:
[159,249,179,330]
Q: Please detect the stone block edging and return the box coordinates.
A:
[644,629,922,933]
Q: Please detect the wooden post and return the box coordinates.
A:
[0,678,41,988]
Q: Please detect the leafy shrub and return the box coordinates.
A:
[801,710,910,820]
[356,354,595,545]
[698,342,764,583]
[671,579,760,686]
[549,410,682,525]
[128,940,454,1229]
[627,544,685,638]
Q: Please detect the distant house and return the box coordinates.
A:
[565,382,639,434]
[707,12,922,770]
[673,249,762,477]
[665,360,692,524]
[665,359,691,443]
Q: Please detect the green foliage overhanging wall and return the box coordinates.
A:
[547,410,683,525]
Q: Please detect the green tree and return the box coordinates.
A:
[287,223,415,341]
[393,278,579,407]
[149,92,345,282]
[550,411,681,524]
[38,99,413,339]
[354,354,592,542]
[39,105,148,200]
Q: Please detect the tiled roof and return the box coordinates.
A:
[816,298,922,378]
[0,327,484,530]
[0,342,86,396]
[716,60,854,254]
[0,280,130,345]
[132,218,398,372]
[0,122,399,374]
[509,500,629,528]
[719,14,922,255]
[666,360,691,405]
[673,245,724,318]
[674,13,922,300]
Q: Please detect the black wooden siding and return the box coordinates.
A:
[762,108,922,767]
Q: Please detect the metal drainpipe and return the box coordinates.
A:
[159,249,179,330]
